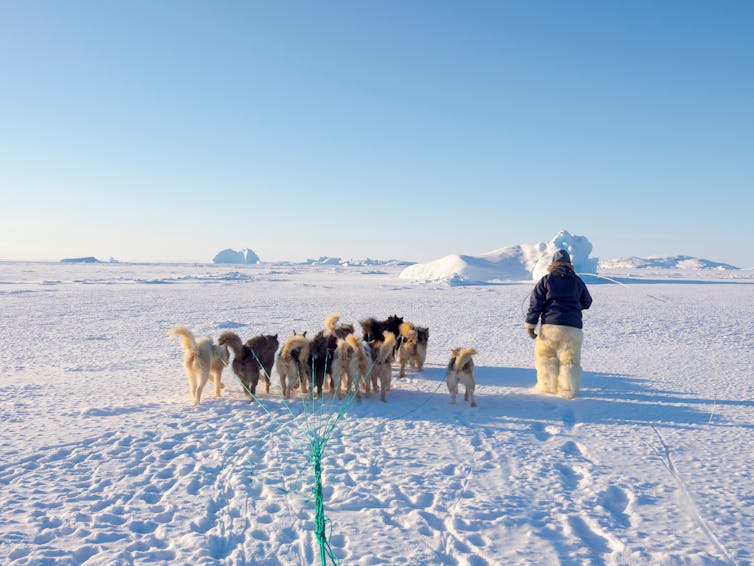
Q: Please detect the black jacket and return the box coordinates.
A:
[525,264,592,329]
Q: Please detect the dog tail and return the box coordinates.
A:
[345,334,369,373]
[282,335,309,359]
[218,331,244,357]
[377,331,396,364]
[170,326,197,353]
[359,317,377,341]
[399,321,416,341]
[453,348,477,371]
[335,336,353,359]
[324,312,341,335]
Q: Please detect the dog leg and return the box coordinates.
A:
[279,367,288,398]
[466,382,477,408]
[195,368,209,406]
[447,378,458,404]
[213,372,222,397]
[247,377,258,403]
[187,367,204,406]
[334,367,345,400]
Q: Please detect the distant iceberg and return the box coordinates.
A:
[60,256,100,263]
[305,256,342,266]
[399,230,598,283]
[600,255,738,270]
[213,248,260,264]
[303,256,413,267]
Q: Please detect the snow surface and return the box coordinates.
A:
[1,260,753,565]
[399,230,599,283]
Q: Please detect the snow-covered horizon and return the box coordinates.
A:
[38,232,745,274]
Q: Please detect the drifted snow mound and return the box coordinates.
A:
[399,230,598,283]
[212,248,260,264]
[600,255,739,270]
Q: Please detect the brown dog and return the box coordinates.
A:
[398,322,429,377]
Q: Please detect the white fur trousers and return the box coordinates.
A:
[534,324,583,399]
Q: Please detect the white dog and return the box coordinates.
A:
[533,324,583,399]
[170,327,228,406]
[446,348,478,407]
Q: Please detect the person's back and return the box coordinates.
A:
[524,249,592,398]
[528,261,591,329]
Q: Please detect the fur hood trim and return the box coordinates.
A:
[547,261,575,274]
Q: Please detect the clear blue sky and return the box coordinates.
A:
[1,1,752,266]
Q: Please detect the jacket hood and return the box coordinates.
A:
[548,262,576,276]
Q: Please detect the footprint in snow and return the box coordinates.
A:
[562,408,576,429]
[599,485,633,528]
[532,422,552,441]
[560,440,587,458]
[555,463,583,491]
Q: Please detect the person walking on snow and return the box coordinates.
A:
[525,249,592,399]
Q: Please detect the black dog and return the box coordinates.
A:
[359,314,404,342]
[219,332,279,401]
[302,330,338,399]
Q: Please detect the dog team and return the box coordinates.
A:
[170,313,457,407]
[172,248,591,408]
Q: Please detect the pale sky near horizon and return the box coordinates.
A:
[1,1,753,267]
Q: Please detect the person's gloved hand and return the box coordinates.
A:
[524,322,538,339]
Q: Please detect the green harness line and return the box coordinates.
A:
[248,348,345,565]
[244,343,450,565]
